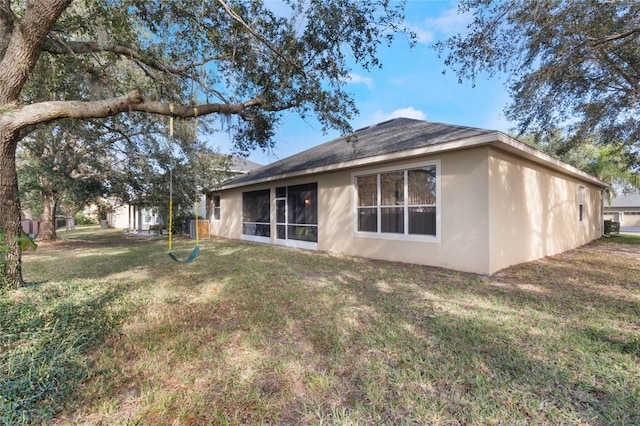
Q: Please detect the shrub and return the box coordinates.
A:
[604,220,620,235]
[74,213,97,226]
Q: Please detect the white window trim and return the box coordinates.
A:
[578,185,585,224]
[351,159,441,243]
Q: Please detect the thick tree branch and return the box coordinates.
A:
[43,38,222,76]
[589,27,640,47]
[10,90,273,130]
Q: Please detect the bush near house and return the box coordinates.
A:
[604,219,621,235]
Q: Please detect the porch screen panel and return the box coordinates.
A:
[242,189,270,237]
[287,183,317,242]
[276,199,286,239]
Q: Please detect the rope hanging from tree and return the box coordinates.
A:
[167,103,200,264]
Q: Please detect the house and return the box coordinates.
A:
[106,201,162,232]
[205,156,262,220]
[208,118,606,275]
[604,190,640,230]
[107,155,261,233]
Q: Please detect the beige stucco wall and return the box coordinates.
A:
[107,204,130,229]
[487,147,603,273]
[211,145,604,275]
[212,147,493,274]
[317,147,491,273]
[210,189,244,240]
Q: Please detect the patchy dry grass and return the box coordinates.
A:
[5,226,640,424]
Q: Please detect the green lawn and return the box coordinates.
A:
[2,226,639,425]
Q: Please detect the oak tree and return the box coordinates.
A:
[435,0,640,154]
[0,0,410,288]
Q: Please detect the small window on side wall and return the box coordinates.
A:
[213,195,221,221]
[578,186,585,222]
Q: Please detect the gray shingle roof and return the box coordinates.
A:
[221,118,495,188]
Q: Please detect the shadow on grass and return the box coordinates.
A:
[104,242,639,424]
[0,282,131,424]
[303,258,640,424]
[17,231,640,424]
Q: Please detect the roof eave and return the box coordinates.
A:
[213,131,608,191]
[491,133,608,188]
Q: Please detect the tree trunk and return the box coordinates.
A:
[0,125,24,289]
[38,192,57,241]
[65,214,75,231]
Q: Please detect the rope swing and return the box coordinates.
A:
[166,1,207,265]
[167,104,200,264]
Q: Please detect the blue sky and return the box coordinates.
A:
[213,0,514,166]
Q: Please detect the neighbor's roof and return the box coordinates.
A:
[216,118,606,190]
[228,156,262,173]
[608,191,640,208]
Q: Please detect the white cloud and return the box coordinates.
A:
[412,5,473,45]
[347,73,374,90]
[371,107,427,123]
[408,24,434,44]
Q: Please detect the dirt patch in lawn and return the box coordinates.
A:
[28,232,168,253]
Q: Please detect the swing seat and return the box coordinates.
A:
[168,246,200,264]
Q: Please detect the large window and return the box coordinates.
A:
[355,161,439,239]
[242,189,270,237]
[276,183,318,244]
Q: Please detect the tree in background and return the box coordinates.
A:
[521,130,640,202]
[0,0,412,288]
[105,116,232,233]
[435,1,640,155]
[17,120,112,240]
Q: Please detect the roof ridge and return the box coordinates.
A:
[219,119,495,188]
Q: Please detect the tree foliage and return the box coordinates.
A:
[522,130,639,200]
[17,120,111,240]
[0,0,411,287]
[435,0,640,155]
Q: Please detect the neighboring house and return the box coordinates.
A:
[106,200,162,232]
[105,155,261,232]
[209,118,606,275]
[205,156,262,221]
[604,190,640,229]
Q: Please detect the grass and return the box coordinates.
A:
[2,226,639,425]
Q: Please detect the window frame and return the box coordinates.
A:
[578,185,585,223]
[213,195,221,221]
[352,160,441,243]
